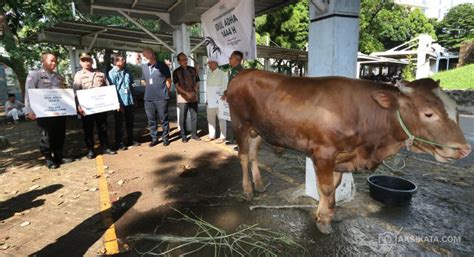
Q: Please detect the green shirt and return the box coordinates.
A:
[228,64,243,84]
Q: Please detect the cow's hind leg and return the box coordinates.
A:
[312,157,336,234]
[235,125,253,201]
[249,131,264,192]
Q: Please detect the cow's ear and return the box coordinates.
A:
[435,79,441,87]
[372,91,399,109]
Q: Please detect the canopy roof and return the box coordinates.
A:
[31,21,308,61]
[73,0,298,26]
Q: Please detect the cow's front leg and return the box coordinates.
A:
[239,153,253,201]
[331,171,343,222]
[236,124,253,201]
[249,135,265,192]
[313,157,336,234]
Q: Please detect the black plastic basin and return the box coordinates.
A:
[367,175,417,206]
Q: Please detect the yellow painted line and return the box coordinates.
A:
[96,154,120,255]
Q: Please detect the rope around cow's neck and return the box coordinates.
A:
[396,110,457,150]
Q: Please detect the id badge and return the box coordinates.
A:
[149,78,153,84]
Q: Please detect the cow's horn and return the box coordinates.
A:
[396,80,413,94]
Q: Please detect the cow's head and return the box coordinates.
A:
[372,78,471,162]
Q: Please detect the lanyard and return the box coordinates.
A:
[149,64,155,76]
[117,70,125,88]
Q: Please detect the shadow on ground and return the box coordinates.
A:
[108,140,474,256]
[0,184,63,221]
[30,192,141,257]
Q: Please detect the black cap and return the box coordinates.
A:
[79,52,92,60]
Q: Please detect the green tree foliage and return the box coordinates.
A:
[359,0,436,53]
[435,3,474,51]
[255,0,308,49]
[1,0,73,93]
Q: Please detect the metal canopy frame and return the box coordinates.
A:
[32,21,309,61]
[71,0,301,57]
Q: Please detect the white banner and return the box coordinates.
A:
[28,89,76,118]
[76,86,120,115]
[207,87,225,108]
[201,0,256,65]
[218,99,231,121]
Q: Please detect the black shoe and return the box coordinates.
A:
[182,137,188,143]
[128,141,141,147]
[46,160,59,170]
[57,158,74,164]
[116,143,128,151]
[149,140,158,147]
[102,148,117,155]
[163,139,170,146]
[191,135,201,141]
[87,150,96,159]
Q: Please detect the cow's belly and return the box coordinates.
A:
[335,158,381,172]
[334,146,389,172]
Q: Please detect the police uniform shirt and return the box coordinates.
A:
[24,68,66,114]
[73,69,108,90]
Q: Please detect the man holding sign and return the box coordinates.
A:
[24,52,73,169]
[73,52,117,159]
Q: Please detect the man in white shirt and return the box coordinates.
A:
[5,94,25,123]
[205,57,228,143]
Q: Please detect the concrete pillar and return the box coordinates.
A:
[199,55,207,104]
[305,0,359,204]
[416,34,433,79]
[67,46,78,76]
[264,58,270,71]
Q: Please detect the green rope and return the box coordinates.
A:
[396,110,456,149]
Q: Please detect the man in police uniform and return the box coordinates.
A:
[73,52,116,159]
[24,52,73,169]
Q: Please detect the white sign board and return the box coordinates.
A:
[207,87,225,108]
[218,99,231,121]
[201,0,256,65]
[76,86,120,115]
[28,88,76,118]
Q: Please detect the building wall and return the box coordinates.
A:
[395,0,474,20]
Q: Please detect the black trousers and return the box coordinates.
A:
[144,100,170,141]
[82,112,109,150]
[178,102,198,138]
[226,120,235,142]
[114,105,135,145]
[37,117,66,162]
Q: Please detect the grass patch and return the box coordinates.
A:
[127,209,307,256]
[431,64,474,90]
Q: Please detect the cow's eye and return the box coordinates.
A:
[424,113,433,118]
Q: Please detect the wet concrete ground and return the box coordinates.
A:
[104,109,474,256]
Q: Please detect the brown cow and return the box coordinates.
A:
[226,70,471,234]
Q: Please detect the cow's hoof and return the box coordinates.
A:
[332,212,342,222]
[254,184,266,193]
[243,191,254,201]
[317,223,334,234]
